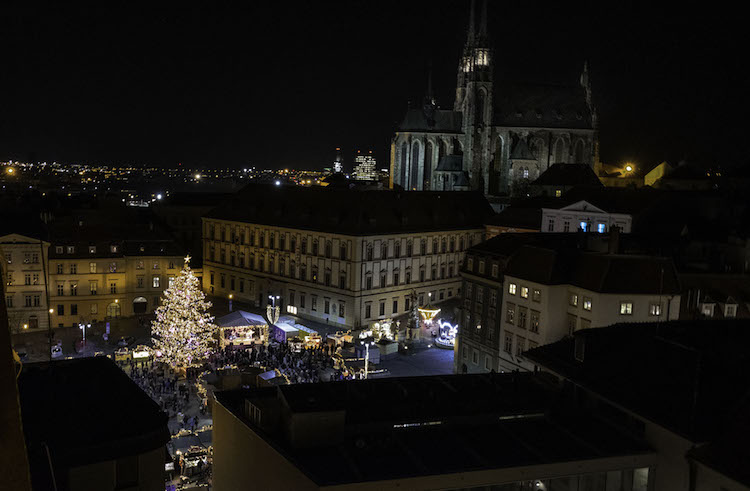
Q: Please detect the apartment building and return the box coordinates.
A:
[203,184,492,329]
[457,232,681,373]
[46,210,187,328]
[1,233,50,333]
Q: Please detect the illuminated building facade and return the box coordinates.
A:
[332,147,344,174]
[391,0,598,196]
[457,233,681,374]
[203,184,492,330]
[45,210,188,328]
[353,151,376,181]
[1,233,51,333]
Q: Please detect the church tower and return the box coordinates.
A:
[455,0,493,193]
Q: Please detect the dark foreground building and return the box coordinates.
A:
[18,357,170,491]
[526,320,750,491]
[213,373,655,490]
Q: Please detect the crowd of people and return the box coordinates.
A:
[118,357,208,432]
[209,341,343,383]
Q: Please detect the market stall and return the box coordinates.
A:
[216,311,269,348]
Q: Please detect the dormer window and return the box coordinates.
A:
[110,245,119,253]
[55,246,63,254]
[535,111,542,119]
[701,303,715,317]
[66,246,75,254]
[88,246,96,254]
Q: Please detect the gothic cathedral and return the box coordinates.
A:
[390,0,598,198]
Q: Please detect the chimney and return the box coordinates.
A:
[608,225,620,254]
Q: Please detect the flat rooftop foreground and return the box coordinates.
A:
[214,373,654,489]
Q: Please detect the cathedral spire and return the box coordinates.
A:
[479,0,488,39]
[467,0,476,43]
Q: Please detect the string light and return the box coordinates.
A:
[151,256,216,368]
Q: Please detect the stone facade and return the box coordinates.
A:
[1,234,51,333]
[391,2,597,198]
[203,219,482,330]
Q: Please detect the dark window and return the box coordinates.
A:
[392,299,398,313]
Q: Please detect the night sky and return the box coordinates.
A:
[1,2,746,171]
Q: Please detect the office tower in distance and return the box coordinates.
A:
[354,150,377,181]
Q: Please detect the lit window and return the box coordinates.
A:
[508,283,517,295]
[152,276,160,288]
[532,289,541,302]
[649,303,661,316]
[555,189,562,197]
[579,222,588,232]
[620,302,633,315]
[569,293,578,307]
[583,297,592,311]
[520,287,529,298]
[597,223,606,233]
[89,246,96,253]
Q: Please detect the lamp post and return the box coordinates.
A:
[228,294,233,312]
[360,339,374,379]
[266,295,280,326]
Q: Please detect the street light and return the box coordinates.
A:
[360,340,375,379]
[228,294,233,312]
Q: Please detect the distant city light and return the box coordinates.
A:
[195,174,201,180]
[156,193,163,200]
[275,180,281,186]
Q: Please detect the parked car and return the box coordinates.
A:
[117,336,135,347]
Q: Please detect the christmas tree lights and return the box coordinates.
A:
[151,256,216,367]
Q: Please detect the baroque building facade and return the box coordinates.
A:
[391,0,598,198]
[202,184,492,330]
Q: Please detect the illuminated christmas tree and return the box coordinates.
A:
[151,256,216,367]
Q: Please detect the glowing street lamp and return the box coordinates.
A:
[267,295,280,325]
[360,339,375,379]
[228,294,233,312]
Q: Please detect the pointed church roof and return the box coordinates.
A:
[510,139,536,161]
[398,108,463,133]
[493,82,593,130]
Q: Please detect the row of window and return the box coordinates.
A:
[465,257,500,277]
[6,294,42,308]
[53,301,136,318]
[507,283,542,302]
[504,304,541,333]
[52,260,176,275]
[463,334,540,369]
[5,272,42,286]
[209,223,475,259]
[288,291,346,318]
[210,258,456,290]
[4,252,40,264]
[547,219,609,233]
[52,276,173,296]
[54,244,120,254]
